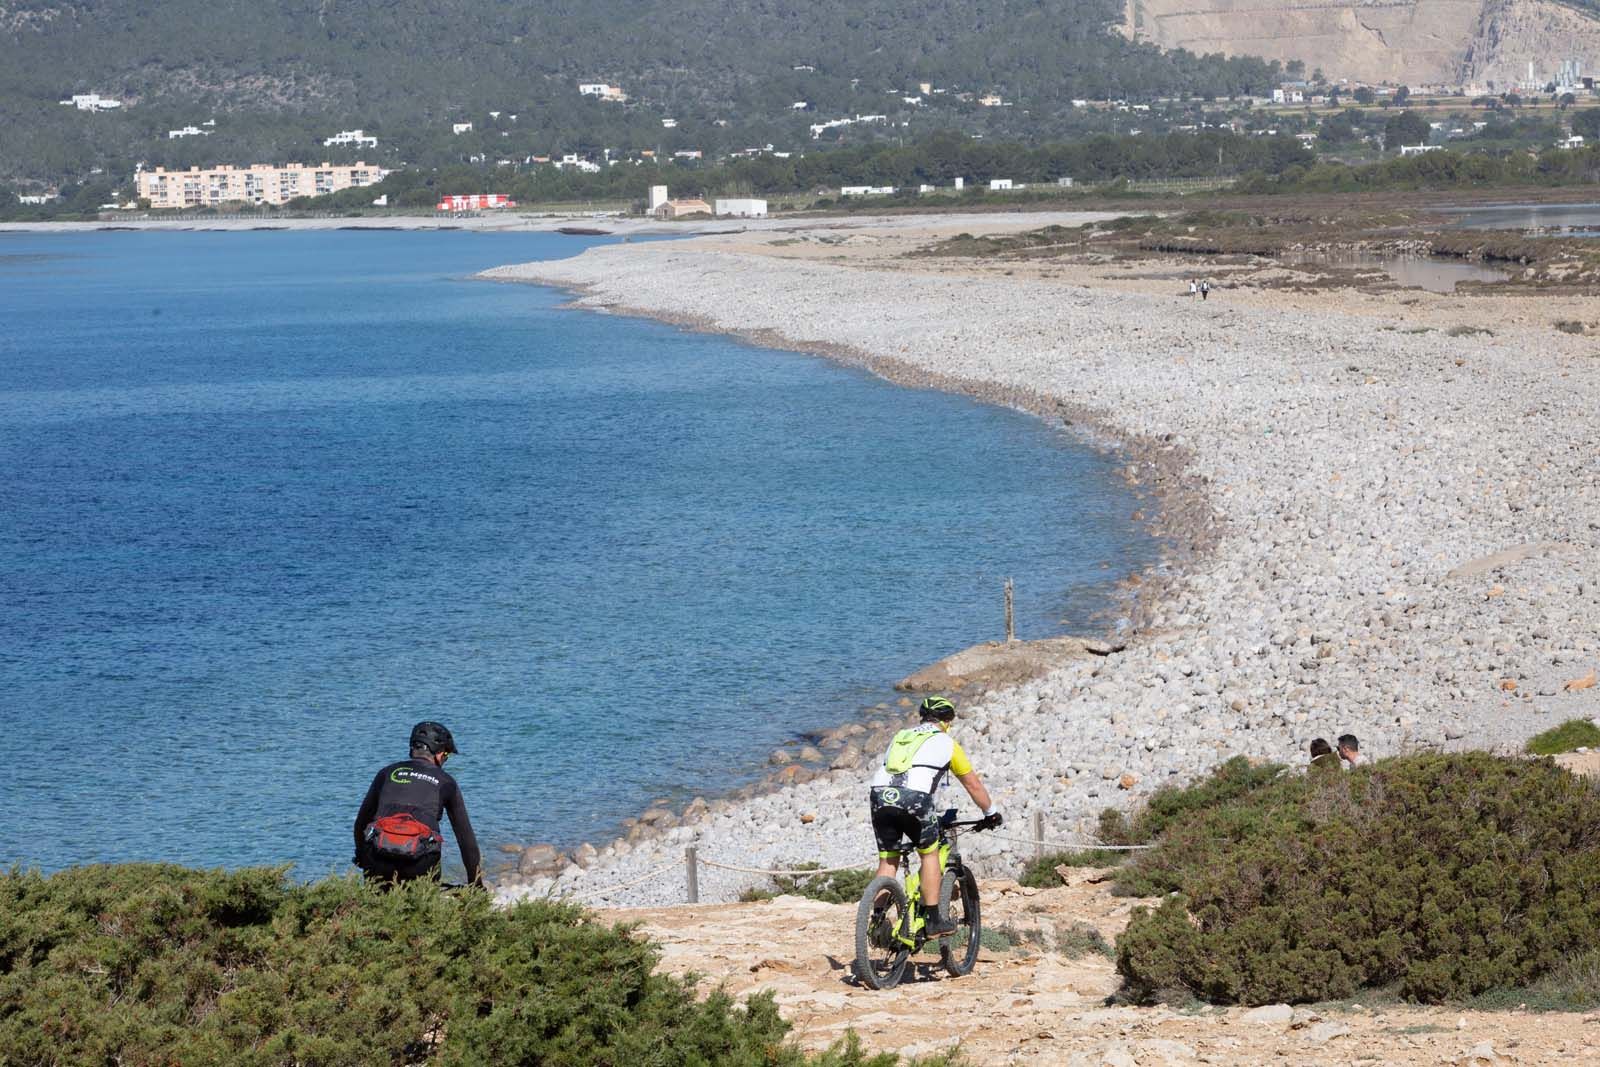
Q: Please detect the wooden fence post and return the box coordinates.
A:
[685,845,699,904]
[1033,811,1044,859]
[1004,578,1015,643]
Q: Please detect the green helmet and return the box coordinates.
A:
[918,695,956,722]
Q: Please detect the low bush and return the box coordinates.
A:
[1098,755,1286,848]
[744,863,876,905]
[1055,922,1115,960]
[1526,718,1600,755]
[1017,848,1126,889]
[0,864,918,1066]
[1114,753,1600,1006]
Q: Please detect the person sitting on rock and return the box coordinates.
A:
[354,721,482,886]
[1309,737,1340,773]
[867,695,1000,936]
[1337,734,1363,768]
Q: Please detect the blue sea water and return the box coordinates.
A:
[0,230,1157,879]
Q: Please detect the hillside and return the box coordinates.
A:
[1123,0,1600,86]
[0,0,1288,181]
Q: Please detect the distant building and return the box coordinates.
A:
[437,194,515,212]
[452,123,473,135]
[1559,134,1586,149]
[661,118,678,128]
[713,197,767,218]
[555,153,601,173]
[1398,144,1442,156]
[16,194,57,205]
[168,126,210,139]
[324,129,378,148]
[133,162,387,208]
[61,93,121,111]
[578,82,627,102]
[655,198,711,219]
[978,94,1003,107]
[648,185,669,211]
[988,178,1013,190]
[840,185,895,196]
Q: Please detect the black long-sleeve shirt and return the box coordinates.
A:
[355,757,481,883]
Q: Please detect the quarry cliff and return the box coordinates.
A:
[1123,0,1600,85]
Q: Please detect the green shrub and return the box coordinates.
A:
[1056,922,1115,960]
[0,864,911,1067]
[1526,718,1600,755]
[1098,755,1287,847]
[765,864,875,905]
[1017,849,1125,888]
[1114,753,1600,1006]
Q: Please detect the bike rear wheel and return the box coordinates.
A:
[938,864,981,977]
[854,875,912,989]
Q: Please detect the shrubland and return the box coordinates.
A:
[0,864,930,1067]
[1110,752,1600,1006]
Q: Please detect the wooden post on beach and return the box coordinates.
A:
[1032,811,1044,859]
[685,846,699,904]
[1004,578,1015,642]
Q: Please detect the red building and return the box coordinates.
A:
[436,194,516,211]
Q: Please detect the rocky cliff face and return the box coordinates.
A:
[1122,0,1600,85]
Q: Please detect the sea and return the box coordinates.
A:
[0,229,1158,880]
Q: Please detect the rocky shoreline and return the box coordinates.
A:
[484,217,1599,907]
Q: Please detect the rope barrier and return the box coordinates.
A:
[987,833,1153,852]
[562,860,681,900]
[698,858,874,876]
[545,819,1151,905]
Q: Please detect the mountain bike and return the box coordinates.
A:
[853,808,989,989]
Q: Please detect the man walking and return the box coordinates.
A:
[355,721,482,886]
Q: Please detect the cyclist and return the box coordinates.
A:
[868,695,1001,936]
[354,721,482,886]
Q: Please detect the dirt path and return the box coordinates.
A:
[603,877,1599,1065]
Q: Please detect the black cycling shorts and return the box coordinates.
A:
[870,786,939,854]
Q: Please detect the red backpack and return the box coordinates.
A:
[364,813,443,860]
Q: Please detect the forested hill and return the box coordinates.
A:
[0,0,1289,181]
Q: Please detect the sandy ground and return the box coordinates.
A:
[691,217,1600,340]
[608,876,1600,1065]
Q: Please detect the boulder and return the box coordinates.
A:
[517,843,564,877]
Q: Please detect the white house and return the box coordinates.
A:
[648,185,669,211]
[714,197,768,218]
[16,194,57,205]
[661,118,677,128]
[452,123,473,135]
[556,153,601,173]
[62,93,121,111]
[673,149,702,160]
[578,83,627,102]
[168,126,210,139]
[324,129,378,148]
[1560,134,1586,149]
[840,185,895,196]
[988,178,1014,191]
[1399,144,1442,156]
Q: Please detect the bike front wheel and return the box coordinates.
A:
[854,875,912,989]
[938,864,981,977]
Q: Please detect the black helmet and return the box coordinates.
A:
[918,695,956,722]
[410,721,459,756]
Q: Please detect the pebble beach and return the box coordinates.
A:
[483,212,1600,907]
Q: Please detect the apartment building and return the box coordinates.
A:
[133,162,387,209]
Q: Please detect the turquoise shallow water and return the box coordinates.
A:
[0,230,1158,878]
